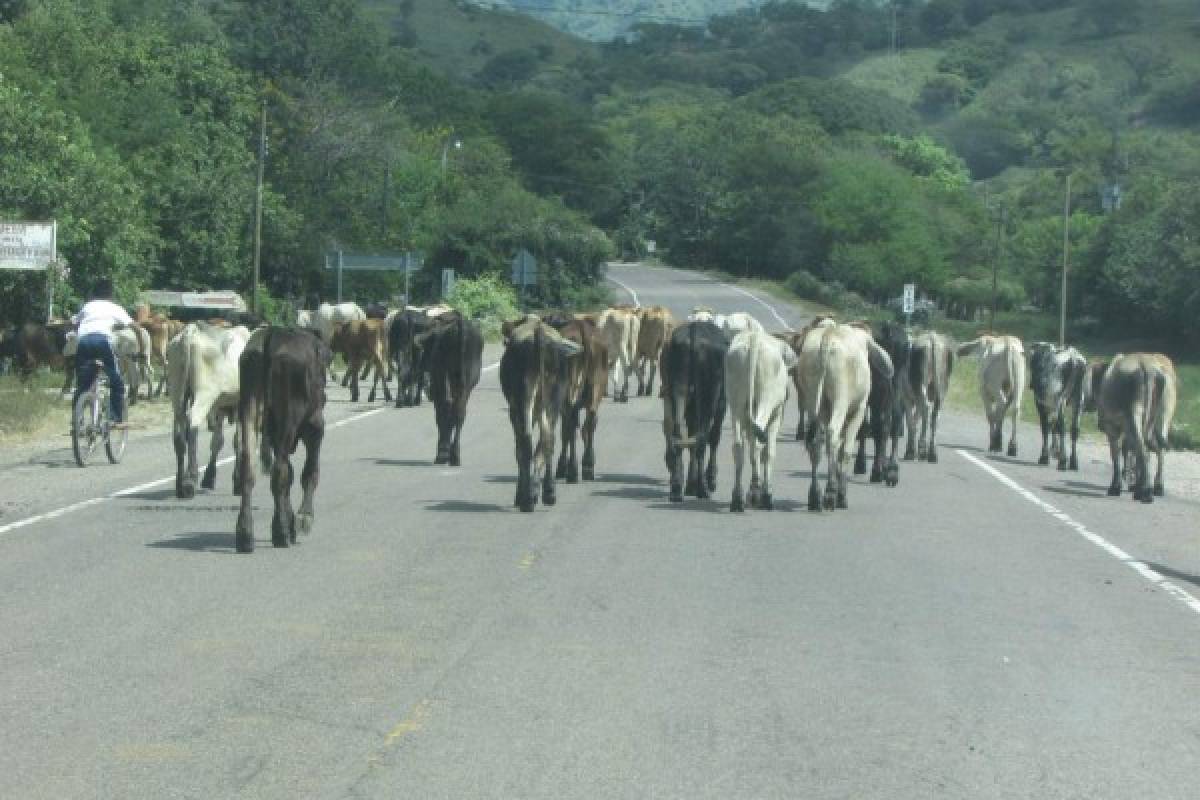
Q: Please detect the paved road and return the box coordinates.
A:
[2,264,1198,799]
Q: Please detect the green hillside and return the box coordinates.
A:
[364,0,596,81]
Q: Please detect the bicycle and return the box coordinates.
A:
[71,361,128,467]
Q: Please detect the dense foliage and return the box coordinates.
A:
[1,0,1196,348]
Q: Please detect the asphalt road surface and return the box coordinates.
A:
[2,264,1199,799]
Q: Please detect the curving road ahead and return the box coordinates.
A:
[1,264,1198,799]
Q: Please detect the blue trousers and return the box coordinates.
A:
[74,334,126,423]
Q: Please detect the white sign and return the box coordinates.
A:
[441,268,455,298]
[645,239,657,254]
[142,290,247,311]
[0,221,56,270]
[902,283,916,315]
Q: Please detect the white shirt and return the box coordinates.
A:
[73,300,133,342]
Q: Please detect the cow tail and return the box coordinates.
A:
[748,335,768,444]
[258,327,273,473]
[813,326,832,420]
[1006,341,1021,409]
[531,324,545,453]
[178,325,195,419]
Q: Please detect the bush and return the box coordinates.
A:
[444,273,520,340]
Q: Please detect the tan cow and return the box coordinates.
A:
[633,305,674,397]
[1086,353,1177,501]
[795,321,872,511]
[957,334,1026,457]
[595,307,640,403]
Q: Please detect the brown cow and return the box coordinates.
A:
[329,319,392,404]
[543,312,608,482]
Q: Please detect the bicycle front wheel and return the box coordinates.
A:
[72,391,99,467]
[105,395,128,464]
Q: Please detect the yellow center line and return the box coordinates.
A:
[383,699,431,746]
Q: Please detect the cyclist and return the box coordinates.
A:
[71,278,132,428]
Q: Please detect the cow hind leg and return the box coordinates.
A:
[201,419,224,490]
[730,420,746,512]
[853,431,868,475]
[270,451,295,547]
[173,417,193,499]
[581,408,598,481]
[296,419,323,534]
[805,419,824,512]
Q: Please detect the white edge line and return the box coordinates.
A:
[606,274,640,306]
[0,360,503,539]
[720,283,792,330]
[956,448,1200,618]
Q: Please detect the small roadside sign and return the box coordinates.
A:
[441,268,455,298]
[0,221,56,271]
[645,239,656,254]
[511,249,537,286]
[902,283,916,315]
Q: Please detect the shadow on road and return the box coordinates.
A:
[1042,484,1108,499]
[591,472,663,486]
[591,486,663,501]
[146,532,240,553]
[483,474,516,484]
[426,500,507,513]
[372,458,433,468]
[1143,562,1200,590]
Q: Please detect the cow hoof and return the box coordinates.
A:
[869,468,882,483]
[1153,484,1164,497]
[1107,486,1121,497]
[730,492,745,513]
[434,452,449,465]
[1007,443,1017,458]
[1138,490,1153,504]
[582,467,595,481]
[1057,460,1068,471]
[272,535,289,548]
[1069,457,1079,471]
[449,454,461,467]
[822,492,836,512]
[567,472,579,485]
[200,471,216,491]
[885,472,899,488]
[903,453,915,462]
[669,491,684,504]
[235,533,254,554]
[853,461,867,476]
[297,512,313,534]
[927,449,938,464]
[836,492,848,510]
[760,493,773,511]
[177,483,195,500]
[1038,454,1049,466]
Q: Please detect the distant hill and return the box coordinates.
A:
[467,0,770,41]
[365,0,596,81]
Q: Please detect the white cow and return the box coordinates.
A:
[795,321,872,511]
[166,322,251,499]
[596,308,640,403]
[725,329,796,512]
[688,306,764,336]
[958,334,1025,457]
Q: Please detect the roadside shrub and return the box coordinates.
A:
[444,273,519,339]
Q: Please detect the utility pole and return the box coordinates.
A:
[251,99,266,314]
[890,1,898,56]
[1059,173,1072,347]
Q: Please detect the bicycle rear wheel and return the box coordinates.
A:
[72,390,99,467]
[105,394,128,463]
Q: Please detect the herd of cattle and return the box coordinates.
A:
[0,296,1182,551]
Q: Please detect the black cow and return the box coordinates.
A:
[1029,342,1087,470]
[501,316,582,511]
[420,312,484,466]
[234,327,330,553]
[853,326,899,487]
[660,321,730,503]
[389,308,434,408]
